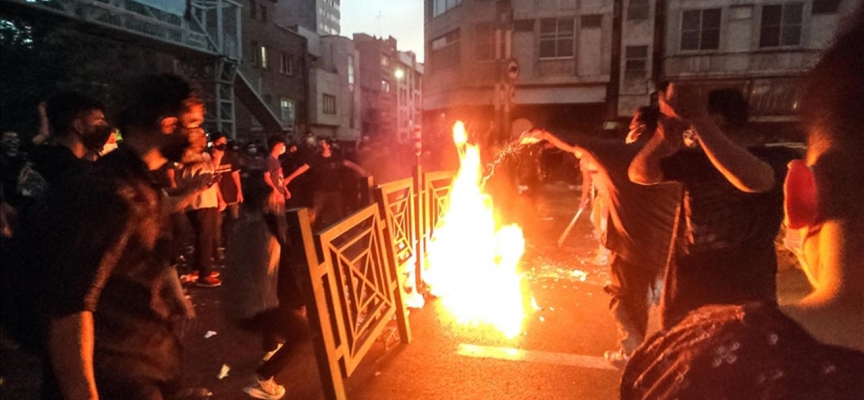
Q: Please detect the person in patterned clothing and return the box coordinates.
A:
[620,7,864,399]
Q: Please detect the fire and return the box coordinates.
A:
[425,121,529,338]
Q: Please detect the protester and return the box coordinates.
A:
[24,73,204,399]
[212,132,244,251]
[175,132,225,288]
[284,137,368,228]
[621,9,864,398]
[629,84,799,329]
[527,107,681,368]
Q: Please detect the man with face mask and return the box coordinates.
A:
[26,74,204,399]
[28,91,112,185]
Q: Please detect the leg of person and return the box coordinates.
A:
[195,208,221,287]
[604,253,653,368]
[244,344,292,400]
[221,203,240,249]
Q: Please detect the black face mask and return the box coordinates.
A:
[159,125,194,163]
[214,143,227,151]
[81,125,114,152]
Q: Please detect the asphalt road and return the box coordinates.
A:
[1,183,810,400]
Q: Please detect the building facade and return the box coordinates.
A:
[423,0,856,138]
[299,29,362,141]
[661,0,855,123]
[236,0,309,138]
[354,34,399,140]
[275,0,341,35]
[395,51,424,143]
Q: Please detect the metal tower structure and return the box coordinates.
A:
[2,0,247,137]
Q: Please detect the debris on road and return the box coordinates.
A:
[204,331,217,339]
[217,364,230,380]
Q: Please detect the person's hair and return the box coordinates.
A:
[800,4,864,218]
[634,106,660,135]
[211,131,224,141]
[267,135,285,151]
[116,74,202,136]
[45,91,105,137]
[707,88,749,128]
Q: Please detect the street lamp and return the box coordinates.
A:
[394,68,405,80]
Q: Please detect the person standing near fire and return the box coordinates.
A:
[526,107,681,368]
[283,137,368,228]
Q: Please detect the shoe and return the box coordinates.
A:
[244,376,285,400]
[182,271,220,284]
[196,275,222,288]
[604,349,630,369]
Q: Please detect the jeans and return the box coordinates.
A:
[604,252,657,355]
[186,207,219,277]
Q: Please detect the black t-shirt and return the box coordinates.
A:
[28,144,88,187]
[217,151,241,203]
[307,153,345,193]
[658,146,801,326]
[32,147,181,385]
[584,139,681,272]
[621,303,864,400]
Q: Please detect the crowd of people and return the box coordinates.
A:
[1,5,863,400]
[0,74,373,399]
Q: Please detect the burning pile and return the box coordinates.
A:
[424,122,530,339]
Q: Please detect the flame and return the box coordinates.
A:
[425,121,529,338]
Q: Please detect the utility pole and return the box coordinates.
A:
[494,0,514,144]
[606,0,624,128]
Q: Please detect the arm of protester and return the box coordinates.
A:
[263,170,281,194]
[628,117,686,185]
[232,170,243,203]
[524,129,587,159]
[33,101,51,145]
[49,312,98,400]
[42,176,133,400]
[284,163,310,186]
[343,160,368,176]
[689,116,776,193]
[662,83,775,193]
[216,183,226,211]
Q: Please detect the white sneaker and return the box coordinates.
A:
[243,376,286,400]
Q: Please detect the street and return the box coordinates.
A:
[1,183,811,400]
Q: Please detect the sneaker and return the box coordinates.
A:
[604,349,630,370]
[196,275,222,288]
[180,272,199,283]
[244,376,285,400]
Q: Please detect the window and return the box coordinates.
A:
[475,23,496,61]
[432,0,462,18]
[280,98,296,127]
[680,9,721,51]
[627,0,650,21]
[430,28,461,70]
[251,40,259,65]
[260,45,268,69]
[260,4,267,22]
[812,0,841,15]
[381,55,390,66]
[347,54,355,88]
[625,45,649,78]
[539,18,575,59]
[381,80,391,93]
[250,0,257,19]
[280,53,294,75]
[323,94,336,114]
[760,3,803,47]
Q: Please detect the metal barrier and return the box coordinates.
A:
[288,205,411,400]
[288,168,455,399]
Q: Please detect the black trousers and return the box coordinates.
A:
[218,203,240,249]
[186,207,219,276]
[604,252,657,354]
[312,190,345,229]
